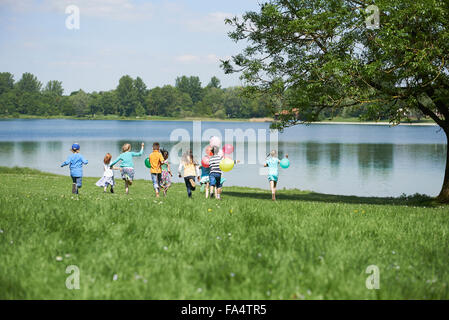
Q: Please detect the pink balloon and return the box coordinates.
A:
[223,144,234,154]
[201,156,210,168]
[210,136,221,147]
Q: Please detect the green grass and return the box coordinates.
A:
[0,167,448,299]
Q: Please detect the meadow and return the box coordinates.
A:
[0,167,448,299]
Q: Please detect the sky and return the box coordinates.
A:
[0,0,261,94]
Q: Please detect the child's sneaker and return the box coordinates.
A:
[110,187,114,194]
[72,183,77,194]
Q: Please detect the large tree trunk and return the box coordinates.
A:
[437,129,449,203]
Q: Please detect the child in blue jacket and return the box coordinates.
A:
[61,143,88,194]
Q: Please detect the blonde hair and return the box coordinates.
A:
[270,150,277,157]
[122,143,131,153]
[182,150,197,165]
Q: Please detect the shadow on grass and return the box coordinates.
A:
[225,190,437,207]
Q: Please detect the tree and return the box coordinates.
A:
[43,80,64,96]
[175,75,203,104]
[222,0,449,202]
[207,76,222,89]
[16,73,42,93]
[116,75,139,116]
[99,91,119,115]
[69,90,90,117]
[147,85,186,117]
[0,72,14,95]
[134,77,148,111]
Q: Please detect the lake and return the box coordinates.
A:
[0,119,446,197]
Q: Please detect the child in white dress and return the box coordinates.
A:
[96,153,117,193]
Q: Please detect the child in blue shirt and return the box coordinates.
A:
[61,143,88,194]
[264,150,288,201]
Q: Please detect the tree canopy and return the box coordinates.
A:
[0,73,271,120]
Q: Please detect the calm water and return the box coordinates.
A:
[0,119,446,197]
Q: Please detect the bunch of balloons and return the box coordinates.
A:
[201,136,236,172]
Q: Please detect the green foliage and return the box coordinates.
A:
[16,72,42,93]
[0,72,270,119]
[0,167,448,299]
[175,75,204,104]
[43,80,63,96]
[222,0,449,129]
[0,72,14,95]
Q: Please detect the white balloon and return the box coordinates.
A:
[210,136,221,147]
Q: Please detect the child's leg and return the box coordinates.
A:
[184,177,192,198]
[151,174,160,197]
[216,188,222,199]
[71,177,77,194]
[124,179,129,194]
[270,180,277,200]
[205,182,210,198]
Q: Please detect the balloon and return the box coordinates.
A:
[223,144,234,154]
[201,156,210,168]
[219,158,234,172]
[144,157,151,169]
[210,136,221,147]
[280,158,290,169]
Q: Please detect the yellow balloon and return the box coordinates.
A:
[219,158,234,172]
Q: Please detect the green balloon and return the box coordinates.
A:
[280,158,290,169]
[144,158,151,169]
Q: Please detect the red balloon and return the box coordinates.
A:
[223,144,234,154]
[201,156,210,168]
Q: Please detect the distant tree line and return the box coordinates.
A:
[0,72,272,119]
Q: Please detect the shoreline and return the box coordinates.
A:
[0,115,437,126]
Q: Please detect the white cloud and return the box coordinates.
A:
[174,54,230,64]
[1,0,155,21]
[184,11,234,33]
[175,54,200,63]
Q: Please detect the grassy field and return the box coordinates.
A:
[0,167,448,299]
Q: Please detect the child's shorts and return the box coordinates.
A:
[209,172,222,188]
[121,167,135,181]
[268,174,278,182]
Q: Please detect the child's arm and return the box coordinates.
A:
[81,155,88,165]
[178,163,183,178]
[167,163,173,176]
[132,143,145,157]
[195,165,200,181]
[109,155,121,168]
[61,155,71,167]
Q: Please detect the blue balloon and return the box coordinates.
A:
[280,158,290,169]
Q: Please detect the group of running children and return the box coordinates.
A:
[61,142,287,201]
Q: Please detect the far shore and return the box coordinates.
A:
[0,115,438,126]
